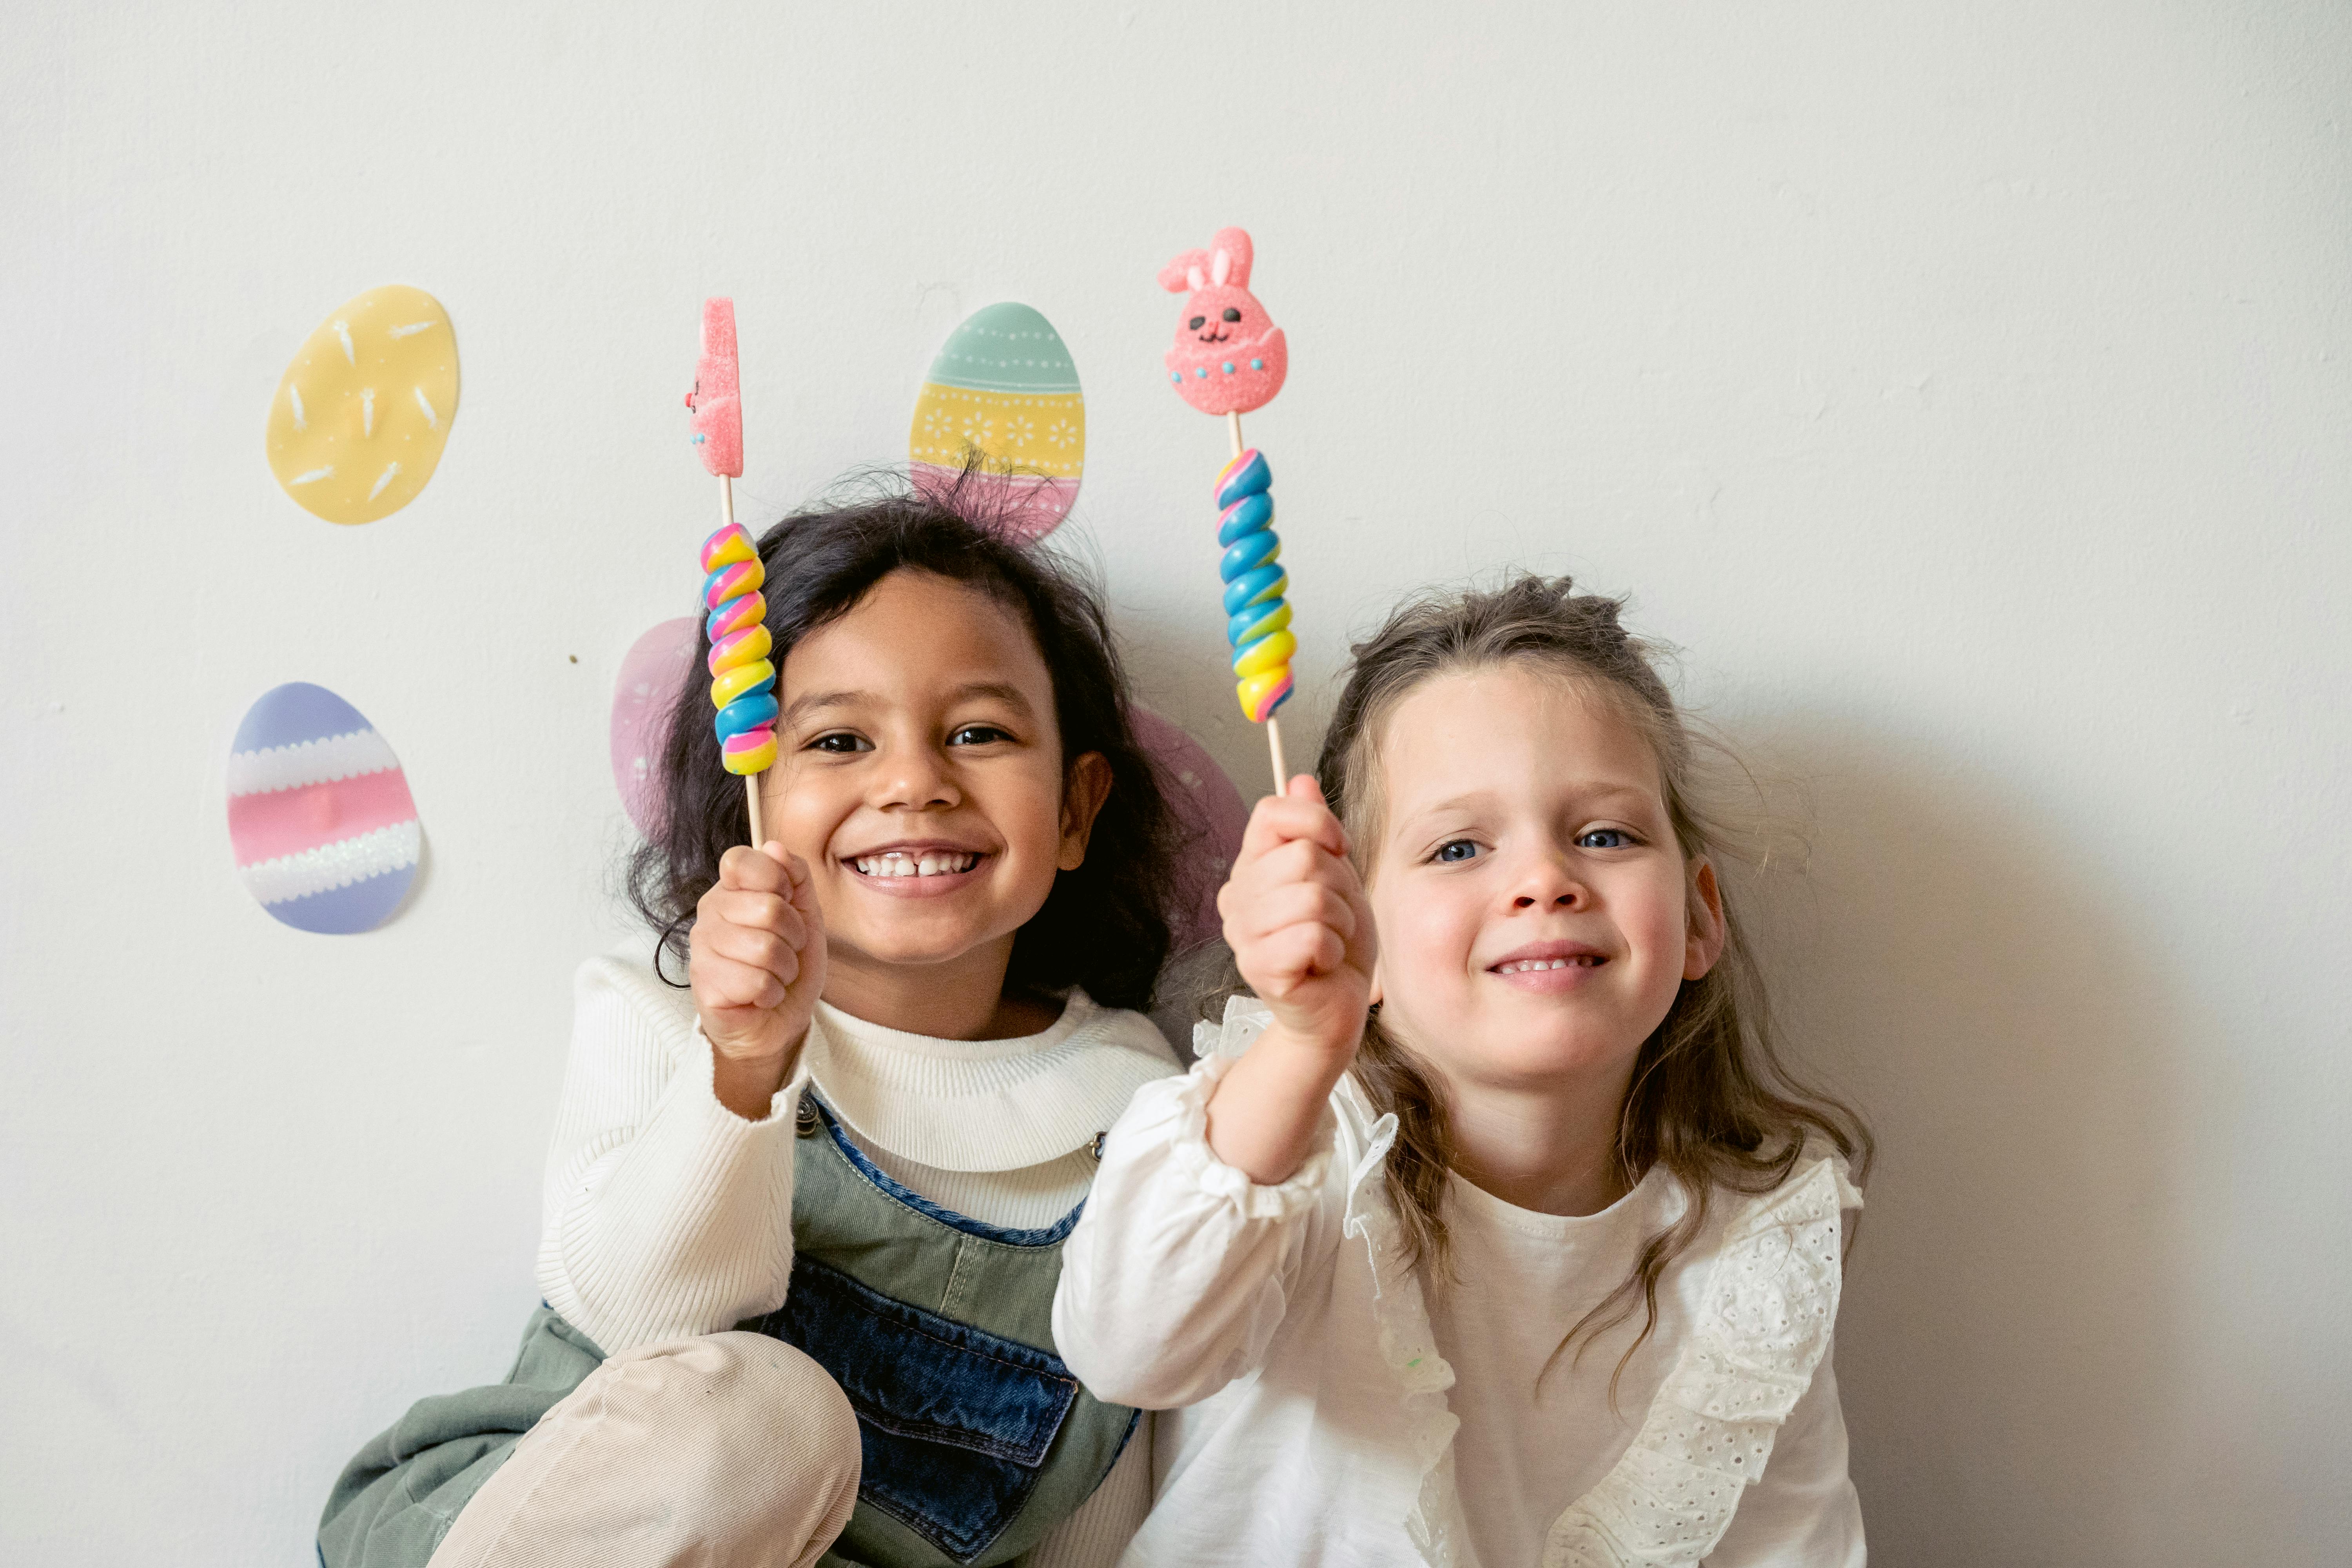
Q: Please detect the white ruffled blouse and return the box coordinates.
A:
[1053,999,1866,1568]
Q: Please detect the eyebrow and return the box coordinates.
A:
[779,681,1037,729]
[1400,782,1655,824]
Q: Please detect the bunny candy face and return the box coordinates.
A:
[1177,285,1273,350]
[1160,227,1288,416]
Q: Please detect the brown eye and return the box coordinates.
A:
[1188,315,1206,330]
[1222,307,1241,322]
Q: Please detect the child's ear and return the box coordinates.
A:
[1684,859,1726,981]
[1057,751,1116,870]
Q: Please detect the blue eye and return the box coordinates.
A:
[1578,829,1634,849]
[808,732,870,754]
[1434,840,1481,863]
[949,725,1012,746]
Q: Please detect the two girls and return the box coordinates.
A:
[323,499,1870,1566]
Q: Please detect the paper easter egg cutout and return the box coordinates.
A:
[909,303,1084,544]
[227,683,421,933]
[612,616,701,835]
[266,285,460,524]
[1129,706,1248,952]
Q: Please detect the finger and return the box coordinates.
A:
[1258,836,1354,894]
[719,844,791,894]
[1254,921,1348,985]
[1231,881,1356,946]
[697,953,789,1013]
[1217,843,1354,933]
[705,922,802,985]
[1237,793,1348,862]
[714,888,805,947]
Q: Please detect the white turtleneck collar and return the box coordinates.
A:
[804,990,1180,1173]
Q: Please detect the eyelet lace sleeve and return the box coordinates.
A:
[1053,998,1339,1409]
[1543,1157,1859,1568]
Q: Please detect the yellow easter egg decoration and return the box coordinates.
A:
[266,285,460,525]
[909,302,1083,544]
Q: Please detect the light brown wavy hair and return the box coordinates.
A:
[1318,573,1871,1389]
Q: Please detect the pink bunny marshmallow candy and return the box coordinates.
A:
[1161,227,1288,416]
[684,296,744,478]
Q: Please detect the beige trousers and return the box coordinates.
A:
[427,1332,862,1568]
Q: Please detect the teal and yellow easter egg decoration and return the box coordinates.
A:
[909,302,1084,544]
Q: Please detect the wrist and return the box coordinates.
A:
[1258,1015,1362,1068]
[709,1027,808,1122]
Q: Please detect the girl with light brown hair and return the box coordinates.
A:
[1058,572,1873,1566]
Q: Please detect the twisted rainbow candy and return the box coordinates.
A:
[1216,448,1294,723]
[702,523,778,775]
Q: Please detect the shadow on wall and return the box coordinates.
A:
[1730,713,2189,1568]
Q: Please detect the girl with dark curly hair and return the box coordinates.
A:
[322,472,1187,1568]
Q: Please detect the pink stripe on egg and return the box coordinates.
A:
[227,767,419,866]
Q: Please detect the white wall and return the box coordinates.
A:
[5,2,2347,1561]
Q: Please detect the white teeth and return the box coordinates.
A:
[1495,956,1599,974]
[852,851,978,878]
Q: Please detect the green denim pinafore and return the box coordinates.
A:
[320,1093,1134,1568]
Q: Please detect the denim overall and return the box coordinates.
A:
[768,1096,1137,1566]
[318,1093,1134,1568]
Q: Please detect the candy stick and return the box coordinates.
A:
[1160,227,1295,796]
[686,298,773,845]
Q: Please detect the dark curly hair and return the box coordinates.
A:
[627,470,1179,1013]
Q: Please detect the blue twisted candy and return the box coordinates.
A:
[1214,448,1294,722]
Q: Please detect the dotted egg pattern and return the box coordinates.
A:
[1216,448,1294,723]
[701,524,778,775]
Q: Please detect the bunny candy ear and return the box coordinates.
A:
[1208,226,1254,288]
[1159,250,1210,293]
[1209,249,1230,286]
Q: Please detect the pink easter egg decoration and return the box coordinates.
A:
[1130,705,1248,951]
[612,616,701,835]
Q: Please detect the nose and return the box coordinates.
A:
[871,741,960,813]
[1507,849,1587,912]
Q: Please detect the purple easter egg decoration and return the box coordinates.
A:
[226,682,421,934]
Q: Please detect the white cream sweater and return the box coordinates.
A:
[533,947,1183,1568]
[1055,998,1866,1568]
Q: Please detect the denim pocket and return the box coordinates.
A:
[746,1257,1079,1562]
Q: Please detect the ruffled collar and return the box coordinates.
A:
[1205,997,1860,1568]
[807,991,1178,1173]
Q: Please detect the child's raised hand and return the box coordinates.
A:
[1218,775,1377,1065]
[690,842,827,1118]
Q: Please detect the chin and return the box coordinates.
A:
[1450,1024,1639,1089]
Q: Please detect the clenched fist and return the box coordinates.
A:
[690,841,827,1119]
[1203,776,1379,1185]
